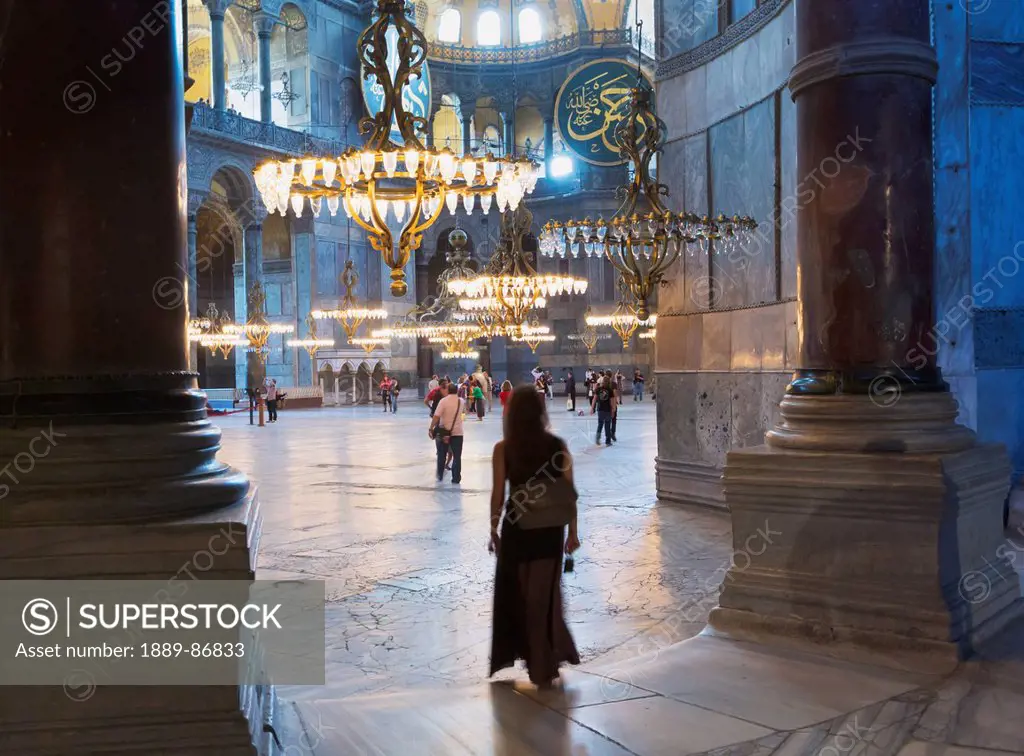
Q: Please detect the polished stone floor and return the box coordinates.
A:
[217,400,733,699]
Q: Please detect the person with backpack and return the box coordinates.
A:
[389,376,401,413]
[590,374,617,446]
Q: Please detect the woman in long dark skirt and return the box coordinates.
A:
[489,385,581,687]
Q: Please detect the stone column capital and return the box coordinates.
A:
[187,189,208,216]
[202,0,232,20]
[253,10,279,38]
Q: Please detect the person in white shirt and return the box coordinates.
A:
[427,375,439,393]
[265,379,279,423]
[429,383,465,484]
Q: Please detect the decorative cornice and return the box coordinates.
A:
[789,36,938,99]
[656,0,789,81]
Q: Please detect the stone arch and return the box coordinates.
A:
[209,162,256,212]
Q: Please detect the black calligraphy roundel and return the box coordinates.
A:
[554,58,654,167]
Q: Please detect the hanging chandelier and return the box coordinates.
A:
[253,0,538,297]
[350,336,390,354]
[537,17,756,321]
[189,302,247,358]
[449,203,587,329]
[639,329,656,340]
[288,313,334,379]
[311,260,388,342]
[224,282,294,363]
[586,276,657,348]
[441,349,480,360]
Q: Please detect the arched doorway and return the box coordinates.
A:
[194,200,240,389]
[356,362,373,405]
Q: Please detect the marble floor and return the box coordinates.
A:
[217,401,1024,756]
[217,400,733,699]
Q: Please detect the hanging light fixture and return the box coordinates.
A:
[639,329,656,340]
[449,203,587,330]
[311,260,388,341]
[537,14,757,321]
[586,276,658,348]
[190,302,247,358]
[288,313,335,384]
[224,281,295,363]
[350,335,391,355]
[253,0,538,297]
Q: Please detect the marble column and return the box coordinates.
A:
[254,12,276,123]
[461,114,473,156]
[710,0,1021,667]
[244,221,266,389]
[186,193,203,373]
[0,1,265,752]
[205,0,230,111]
[501,111,514,157]
[543,115,554,176]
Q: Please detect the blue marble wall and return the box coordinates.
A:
[294,232,313,385]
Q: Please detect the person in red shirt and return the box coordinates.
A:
[499,380,513,413]
[379,374,392,412]
[424,378,449,417]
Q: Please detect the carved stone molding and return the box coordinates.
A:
[789,36,939,99]
[656,0,789,81]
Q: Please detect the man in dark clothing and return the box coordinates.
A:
[565,370,576,412]
[590,375,617,446]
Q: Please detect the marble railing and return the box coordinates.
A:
[189,102,346,157]
[428,29,632,64]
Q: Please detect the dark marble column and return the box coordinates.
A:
[244,222,266,389]
[254,12,276,123]
[205,0,229,111]
[787,0,941,396]
[543,115,554,176]
[0,0,247,516]
[462,114,473,156]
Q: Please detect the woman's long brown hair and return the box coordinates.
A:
[503,384,554,480]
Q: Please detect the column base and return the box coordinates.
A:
[0,491,275,755]
[710,393,1023,671]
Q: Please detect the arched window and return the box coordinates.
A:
[550,154,574,178]
[518,7,542,44]
[477,10,501,46]
[437,8,461,43]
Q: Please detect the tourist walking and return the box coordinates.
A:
[499,380,513,414]
[591,374,617,445]
[632,369,645,402]
[472,380,486,421]
[390,376,401,413]
[427,374,439,394]
[564,369,576,412]
[429,382,464,484]
[489,385,581,687]
[379,374,392,412]
[608,371,619,441]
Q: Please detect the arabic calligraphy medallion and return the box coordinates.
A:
[554,58,653,166]
[360,22,432,146]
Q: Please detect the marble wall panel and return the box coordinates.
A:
[971,41,1024,106]
[934,2,976,384]
[730,308,763,371]
[760,371,789,436]
[760,302,785,370]
[316,240,337,299]
[656,314,690,371]
[682,133,710,312]
[741,98,777,304]
[706,49,737,128]
[779,88,798,300]
[783,298,799,369]
[730,371,764,449]
[701,310,732,370]
[658,79,689,143]
[658,140,690,313]
[976,368,1024,475]
[695,372,733,466]
[709,113,746,309]
[660,0,719,60]
[684,65,708,136]
[975,310,1024,368]
[969,1,1024,43]
[655,372,701,461]
[970,107,1024,309]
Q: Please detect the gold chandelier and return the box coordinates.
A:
[586,277,657,348]
[538,40,756,321]
[224,281,295,363]
[311,260,388,341]
[189,302,247,358]
[253,0,538,297]
[288,313,334,381]
[639,329,656,340]
[350,336,390,355]
[449,203,587,329]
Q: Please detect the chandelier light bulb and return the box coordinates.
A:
[480,193,492,214]
[382,150,398,178]
[300,158,317,187]
[463,192,475,215]
[405,149,420,174]
[322,160,338,187]
[461,159,477,185]
[375,198,389,221]
[310,196,323,217]
[483,160,498,185]
[360,150,375,180]
[393,198,406,223]
[445,191,458,215]
[438,150,456,183]
[327,195,340,217]
[290,194,304,217]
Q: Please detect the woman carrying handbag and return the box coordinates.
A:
[429,382,464,484]
[488,385,581,688]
